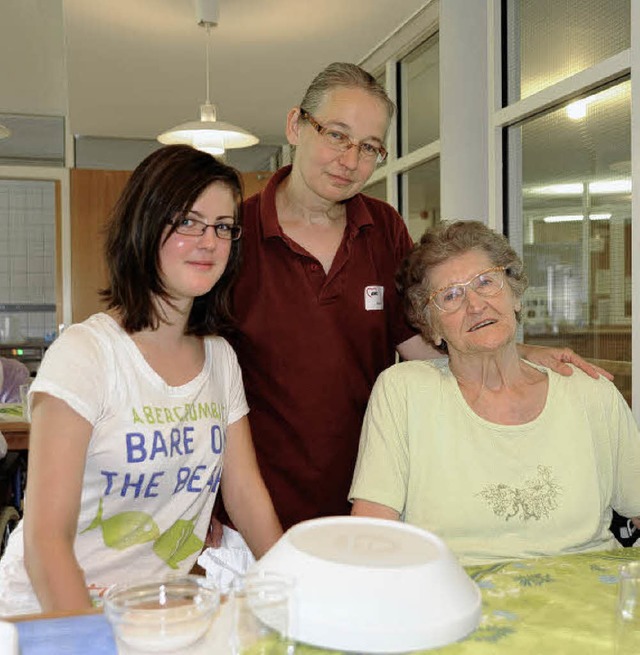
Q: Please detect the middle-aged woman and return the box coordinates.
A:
[350,220,640,564]
[210,62,610,566]
[0,145,281,616]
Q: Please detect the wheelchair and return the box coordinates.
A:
[0,450,27,557]
[610,510,640,548]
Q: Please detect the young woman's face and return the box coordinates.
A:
[159,181,237,307]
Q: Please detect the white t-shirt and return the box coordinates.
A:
[0,313,248,615]
[350,359,640,565]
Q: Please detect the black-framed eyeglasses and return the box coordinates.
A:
[299,108,388,164]
[168,216,242,241]
[427,266,506,313]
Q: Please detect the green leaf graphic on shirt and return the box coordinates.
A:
[153,515,203,569]
[80,497,160,549]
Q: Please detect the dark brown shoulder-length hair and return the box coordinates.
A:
[100,144,243,337]
[397,220,528,350]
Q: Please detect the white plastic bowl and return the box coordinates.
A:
[251,516,481,653]
[103,576,220,653]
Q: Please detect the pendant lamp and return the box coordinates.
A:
[157,0,258,155]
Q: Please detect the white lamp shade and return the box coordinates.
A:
[158,119,259,153]
[157,9,258,155]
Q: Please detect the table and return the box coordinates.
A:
[0,404,29,450]
[1,420,29,450]
[8,548,640,655]
[427,548,640,655]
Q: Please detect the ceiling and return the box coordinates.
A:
[0,0,430,169]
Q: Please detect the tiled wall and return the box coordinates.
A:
[0,179,57,341]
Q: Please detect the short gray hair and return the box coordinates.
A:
[299,62,395,121]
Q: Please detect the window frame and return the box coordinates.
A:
[489,0,639,416]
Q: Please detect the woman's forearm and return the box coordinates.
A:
[25,536,92,612]
[222,474,282,559]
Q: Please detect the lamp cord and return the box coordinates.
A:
[205,24,211,105]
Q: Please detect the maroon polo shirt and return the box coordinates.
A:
[225,166,415,530]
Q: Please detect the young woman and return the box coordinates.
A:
[0,145,282,615]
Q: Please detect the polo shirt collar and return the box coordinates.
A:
[257,165,375,240]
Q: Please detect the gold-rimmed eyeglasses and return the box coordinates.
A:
[299,108,388,164]
[168,216,242,241]
[427,266,506,313]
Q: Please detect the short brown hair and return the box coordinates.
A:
[299,62,395,122]
[100,145,243,336]
[397,220,528,348]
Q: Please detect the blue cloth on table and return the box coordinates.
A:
[16,613,116,655]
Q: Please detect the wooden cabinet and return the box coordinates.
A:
[70,169,131,323]
[69,169,272,322]
[241,171,272,199]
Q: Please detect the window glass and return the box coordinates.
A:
[403,158,440,243]
[507,79,631,404]
[504,0,630,104]
[398,36,439,155]
[0,179,58,340]
[363,179,387,203]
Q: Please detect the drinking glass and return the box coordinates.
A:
[614,561,640,654]
[230,571,295,655]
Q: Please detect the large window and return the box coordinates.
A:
[362,16,441,243]
[505,0,630,103]
[503,2,632,404]
[398,36,439,155]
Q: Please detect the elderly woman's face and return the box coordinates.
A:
[427,249,520,357]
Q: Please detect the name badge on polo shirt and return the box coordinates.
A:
[364,285,384,311]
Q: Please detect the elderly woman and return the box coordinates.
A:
[350,220,640,564]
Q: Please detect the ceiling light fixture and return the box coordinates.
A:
[565,84,628,121]
[543,213,612,223]
[588,179,632,194]
[526,179,632,196]
[0,124,10,140]
[157,0,258,155]
[526,183,584,196]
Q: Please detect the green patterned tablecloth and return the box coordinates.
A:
[429,548,639,654]
[291,548,639,655]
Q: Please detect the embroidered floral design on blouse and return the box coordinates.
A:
[476,465,562,521]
